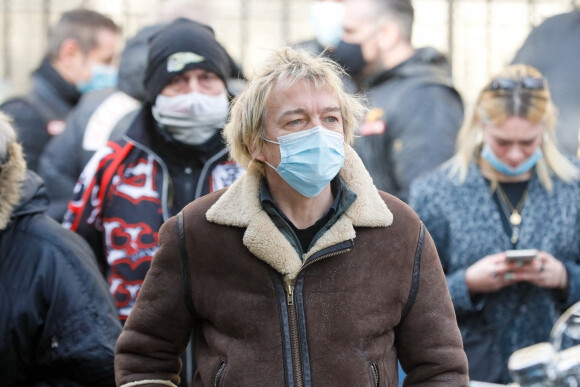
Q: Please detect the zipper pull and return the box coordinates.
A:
[287,284,294,306]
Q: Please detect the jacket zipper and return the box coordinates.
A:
[286,280,301,387]
[284,246,352,387]
[195,148,228,199]
[214,360,226,387]
[370,362,379,387]
[184,166,194,204]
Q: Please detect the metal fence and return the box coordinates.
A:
[0,0,578,106]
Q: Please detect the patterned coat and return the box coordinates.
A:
[409,162,580,383]
[63,107,245,320]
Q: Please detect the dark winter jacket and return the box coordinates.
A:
[115,146,468,387]
[37,24,163,221]
[511,10,580,158]
[0,59,81,171]
[63,106,245,321]
[354,47,464,202]
[0,142,121,386]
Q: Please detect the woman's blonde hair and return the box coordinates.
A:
[449,64,579,192]
[223,47,367,169]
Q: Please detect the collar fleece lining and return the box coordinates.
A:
[0,142,26,230]
[206,145,393,279]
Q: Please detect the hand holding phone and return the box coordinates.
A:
[505,249,538,264]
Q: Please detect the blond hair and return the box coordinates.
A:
[449,64,579,192]
[223,47,367,169]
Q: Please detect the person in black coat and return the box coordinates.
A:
[0,9,120,172]
[37,24,162,221]
[0,112,121,386]
[511,9,580,158]
[342,0,464,202]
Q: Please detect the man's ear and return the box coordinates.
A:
[250,143,266,162]
[377,21,400,53]
[58,38,82,66]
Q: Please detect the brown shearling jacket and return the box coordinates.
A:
[115,146,468,387]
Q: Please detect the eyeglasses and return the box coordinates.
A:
[486,76,546,91]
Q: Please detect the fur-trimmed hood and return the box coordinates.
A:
[0,142,26,230]
[206,145,393,279]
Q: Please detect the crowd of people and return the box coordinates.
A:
[1,0,579,386]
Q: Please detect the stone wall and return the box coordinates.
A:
[0,0,577,107]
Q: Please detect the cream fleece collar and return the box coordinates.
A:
[206,145,393,279]
[0,142,26,230]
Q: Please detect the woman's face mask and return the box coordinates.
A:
[152,91,229,145]
[481,143,542,176]
[481,116,544,176]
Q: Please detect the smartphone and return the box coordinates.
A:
[505,249,538,264]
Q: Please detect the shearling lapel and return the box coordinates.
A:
[206,145,393,278]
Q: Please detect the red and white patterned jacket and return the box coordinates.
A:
[63,108,245,320]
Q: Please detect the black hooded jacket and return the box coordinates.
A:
[354,47,464,202]
[0,154,121,386]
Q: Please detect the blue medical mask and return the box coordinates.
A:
[262,126,345,198]
[76,63,119,94]
[481,143,543,176]
[310,1,345,48]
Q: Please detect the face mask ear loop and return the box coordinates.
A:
[256,136,280,171]
[262,137,280,145]
[262,160,278,171]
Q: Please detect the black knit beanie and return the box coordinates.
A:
[144,18,230,103]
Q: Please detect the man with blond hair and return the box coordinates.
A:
[115,47,468,386]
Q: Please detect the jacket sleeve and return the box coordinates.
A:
[511,19,550,68]
[36,218,122,386]
[62,144,119,275]
[115,215,193,387]
[409,179,478,314]
[390,85,463,202]
[38,111,86,222]
[395,225,469,386]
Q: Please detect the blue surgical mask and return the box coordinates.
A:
[76,64,118,94]
[310,1,345,48]
[481,143,543,176]
[262,126,345,198]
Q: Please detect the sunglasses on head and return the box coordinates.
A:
[486,76,546,91]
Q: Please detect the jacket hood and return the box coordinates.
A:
[118,24,166,102]
[11,170,49,220]
[206,145,393,279]
[366,47,454,88]
[0,142,26,230]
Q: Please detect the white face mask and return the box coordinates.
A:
[152,91,229,145]
[310,1,345,48]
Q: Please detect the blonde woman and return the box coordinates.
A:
[409,64,580,384]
